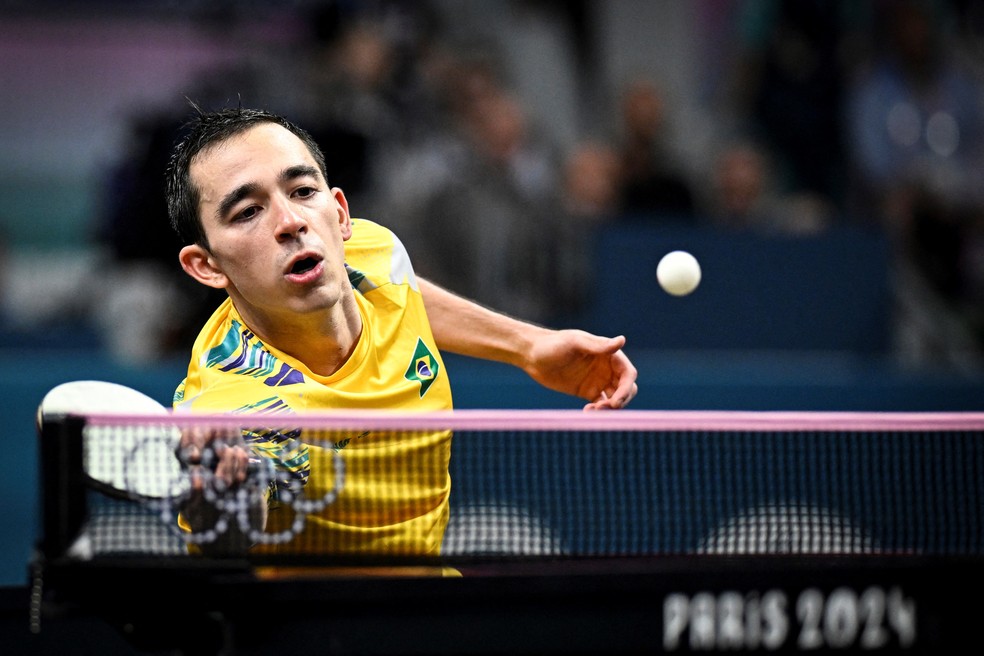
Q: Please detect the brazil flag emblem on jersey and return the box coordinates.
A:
[405,338,439,397]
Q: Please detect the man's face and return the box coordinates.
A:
[183,122,353,329]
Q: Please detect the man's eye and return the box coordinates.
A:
[294,186,317,199]
[235,206,259,221]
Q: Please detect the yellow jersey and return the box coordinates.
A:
[174,219,454,556]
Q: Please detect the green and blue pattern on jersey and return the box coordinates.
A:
[206,319,305,387]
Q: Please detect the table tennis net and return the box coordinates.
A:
[38,411,984,564]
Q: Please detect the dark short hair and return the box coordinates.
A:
[165,104,329,248]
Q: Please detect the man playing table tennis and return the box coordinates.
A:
[164,105,637,556]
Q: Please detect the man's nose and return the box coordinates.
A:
[274,200,307,240]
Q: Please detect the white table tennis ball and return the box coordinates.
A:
[657,250,701,296]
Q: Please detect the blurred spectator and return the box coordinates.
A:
[725,0,871,209]
[297,18,396,205]
[549,140,623,320]
[844,0,984,361]
[382,66,562,323]
[614,78,697,221]
[562,141,623,220]
[98,113,183,265]
[704,139,833,235]
[846,1,984,239]
[294,4,444,213]
[95,109,226,362]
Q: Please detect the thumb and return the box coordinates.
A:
[599,334,626,353]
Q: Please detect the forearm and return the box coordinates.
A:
[418,278,547,369]
[418,277,638,409]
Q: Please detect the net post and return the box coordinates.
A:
[37,414,87,560]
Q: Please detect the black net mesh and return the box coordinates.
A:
[39,413,984,563]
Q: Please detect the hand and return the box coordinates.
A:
[522,330,638,410]
[177,426,266,553]
[178,426,253,493]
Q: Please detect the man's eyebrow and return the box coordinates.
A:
[281,164,320,182]
[216,182,259,220]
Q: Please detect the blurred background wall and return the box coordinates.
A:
[2,0,984,585]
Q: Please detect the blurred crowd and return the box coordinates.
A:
[88,0,984,366]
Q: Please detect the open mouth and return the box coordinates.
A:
[284,253,325,282]
[289,257,320,274]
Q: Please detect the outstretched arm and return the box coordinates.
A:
[418,278,638,410]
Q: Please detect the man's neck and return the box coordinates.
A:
[234,298,363,377]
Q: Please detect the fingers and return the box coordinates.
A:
[177,426,208,465]
[583,382,638,410]
[178,427,251,491]
[212,441,251,489]
[583,390,611,411]
[608,350,639,407]
[583,348,639,411]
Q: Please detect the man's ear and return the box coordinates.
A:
[179,244,229,289]
[333,188,353,241]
